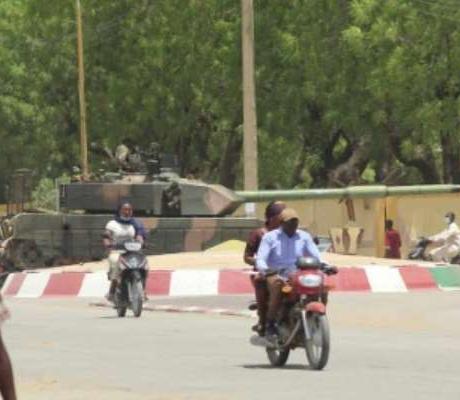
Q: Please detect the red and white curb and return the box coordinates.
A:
[2,265,457,298]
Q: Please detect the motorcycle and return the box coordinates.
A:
[250,258,337,370]
[408,237,432,260]
[408,237,460,264]
[114,240,148,318]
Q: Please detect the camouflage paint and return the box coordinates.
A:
[5,213,261,269]
[60,179,242,216]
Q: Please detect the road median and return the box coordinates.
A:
[2,265,460,298]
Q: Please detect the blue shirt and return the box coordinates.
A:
[255,228,321,278]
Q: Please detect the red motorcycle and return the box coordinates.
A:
[251,257,337,370]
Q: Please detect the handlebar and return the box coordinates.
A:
[320,263,338,275]
[262,264,338,277]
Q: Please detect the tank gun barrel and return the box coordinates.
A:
[236,184,460,202]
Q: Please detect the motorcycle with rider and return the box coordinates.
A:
[409,212,460,264]
[103,202,148,317]
[250,208,338,370]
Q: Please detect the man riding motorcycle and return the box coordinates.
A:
[427,212,460,263]
[103,202,147,302]
[244,201,286,336]
[255,208,335,340]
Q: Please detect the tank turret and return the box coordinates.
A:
[59,177,242,217]
[60,142,242,216]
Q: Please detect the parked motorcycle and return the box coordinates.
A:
[115,240,148,318]
[250,257,337,370]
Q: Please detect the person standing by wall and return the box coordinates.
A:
[384,219,402,259]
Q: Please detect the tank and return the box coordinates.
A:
[1,145,260,269]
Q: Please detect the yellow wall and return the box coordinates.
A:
[235,197,385,256]
[384,193,460,258]
[234,193,460,258]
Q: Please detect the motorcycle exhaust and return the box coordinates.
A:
[249,320,302,349]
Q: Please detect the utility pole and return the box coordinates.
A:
[241,0,258,190]
[76,0,89,180]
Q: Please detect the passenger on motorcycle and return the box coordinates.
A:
[428,212,460,263]
[103,202,147,302]
[255,208,323,339]
[244,201,286,335]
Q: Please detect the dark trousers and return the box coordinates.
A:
[265,275,284,322]
[251,276,268,326]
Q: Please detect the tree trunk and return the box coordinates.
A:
[327,137,371,187]
[309,129,352,187]
[219,129,242,189]
[441,133,460,183]
[386,119,441,184]
[290,136,308,187]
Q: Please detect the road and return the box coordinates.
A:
[3,291,460,400]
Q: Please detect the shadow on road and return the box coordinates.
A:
[241,364,310,371]
[97,315,141,320]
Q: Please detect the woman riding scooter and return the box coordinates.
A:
[103,202,147,302]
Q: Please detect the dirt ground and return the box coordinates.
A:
[35,239,434,274]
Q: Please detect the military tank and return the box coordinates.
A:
[1,145,260,269]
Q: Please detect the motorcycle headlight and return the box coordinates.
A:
[128,259,139,269]
[124,241,142,252]
[298,274,323,288]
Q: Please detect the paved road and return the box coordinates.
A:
[3,291,460,400]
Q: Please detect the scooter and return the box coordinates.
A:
[408,237,460,264]
[114,239,148,318]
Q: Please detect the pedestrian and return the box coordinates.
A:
[384,219,402,259]
[0,296,16,400]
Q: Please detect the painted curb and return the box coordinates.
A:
[2,266,460,298]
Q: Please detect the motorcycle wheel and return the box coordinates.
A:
[129,279,144,318]
[305,314,330,370]
[266,346,290,367]
[115,285,127,317]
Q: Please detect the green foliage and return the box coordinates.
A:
[2,0,460,195]
[31,176,70,211]
[31,178,57,211]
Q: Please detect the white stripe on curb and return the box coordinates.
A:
[16,272,51,298]
[78,272,109,297]
[365,266,407,293]
[169,270,219,296]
